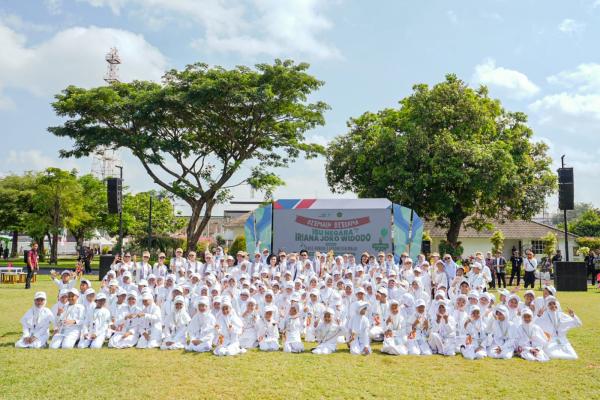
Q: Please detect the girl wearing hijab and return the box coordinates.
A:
[186,297,216,352]
[257,305,280,351]
[137,292,163,349]
[16,292,54,349]
[381,300,408,355]
[161,295,191,350]
[428,301,456,356]
[280,303,304,353]
[50,288,86,349]
[214,299,245,356]
[486,305,516,359]
[348,301,371,355]
[108,292,141,349]
[239,298,259,349]
[506,294,521,324]
[78,293,111,349]
[461,306,487,360]
[406,299,431,355]
[312,308,342,355]
[452,294,469,352]
[515,309,549,362]
[535,296,582,360]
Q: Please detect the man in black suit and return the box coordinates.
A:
[509,250,523,286]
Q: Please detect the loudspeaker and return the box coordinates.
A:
[98,254,114,281]
[107,178,122,214]
[553,261,587,291]
[421,240,431,255]
[558,183,574,211]
[558,167,574,184]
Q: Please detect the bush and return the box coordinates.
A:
[438,240,463,258]
[228,235,247,257]
[490,230,505,254]
[575,237,600,251]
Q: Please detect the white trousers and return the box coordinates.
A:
[78,334,106,349]
[214,342,245,356]
[283,341,304,353]
[349,339,371,355]
[186,341,212,352]
[381,337,408,355]
[312,342,336,355]
[461,344,487,360]
[487,345,514,359]
[546,339,578,360]
[108,332,138,348]
[50,331,80,349]
[428,333,455,356]
[259,339,279,352]
[407,338,432,355]
[15,335,48,349]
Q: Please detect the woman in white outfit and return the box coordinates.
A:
[50,289,86,349]
[312,308,342,355]
[461,306,488,360]
[516,309,549,362]
[348,301,371,355]
[281,303,304,353]
[16,292,54,349]
[257,305,280,351]
[535,296,582,360]
[78,293,111,349]
[161,295,191,350]
[108,292,141,349]
[214,299,245,356]
[381,300,407,355]
[186,296,216,353]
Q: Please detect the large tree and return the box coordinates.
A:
[49,60,327,250]
[326,74,556,253]
[29,168,85,264]
[0,173,37,257]
[568,208,600,237]
[68,174,108,248]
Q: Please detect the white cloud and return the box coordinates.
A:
[44,0,63,15]
[558,18,585,34]
[547,63,600,93]
[0,23,168,108]
[0,13,53,33]
[79,0,341,59]
[530,93,600,119]
[594,0,600,8]
[472,58,540,99]
[4,149,80,172]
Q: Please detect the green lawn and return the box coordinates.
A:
[1,257,100,270]
[1,277,599,400]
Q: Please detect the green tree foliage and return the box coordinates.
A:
[490,230,505,254]
[575,237,600,251]
[104,191,185,251]
[326,74,556,252]
[229,235,247,256]
[0,172,37,256]
[68,174,107,248]
[28,168,85,264]
[541,231,558,259]
[551,202,594,226]
[568,209,600,237]
[49,59,328,250]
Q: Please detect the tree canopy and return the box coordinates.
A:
[49,59,329,250]
[326,74,556,252]
[568,208,600,237]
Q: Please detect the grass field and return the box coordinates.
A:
[1,277,599,400]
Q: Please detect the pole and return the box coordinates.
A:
[116,165,123,255]
[561,155,569,262]
[148,194,153,251]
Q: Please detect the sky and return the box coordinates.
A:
[0,0,599,216]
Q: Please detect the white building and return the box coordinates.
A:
[425,219,579,259]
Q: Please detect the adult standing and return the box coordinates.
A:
[494,251,507,289]
[523,250,537,289]
[509,250,523,287]
[25,242,39,289]
[585,250,597,285]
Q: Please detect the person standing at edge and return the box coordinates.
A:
[509,250,523,287]
[523,250,538,289]
[25,242,39,289]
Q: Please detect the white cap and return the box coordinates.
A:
[95,293,107,301]
[34,291,46,300]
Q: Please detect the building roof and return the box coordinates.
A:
[424,219,578,240]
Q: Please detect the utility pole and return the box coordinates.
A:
[148,194,153,250]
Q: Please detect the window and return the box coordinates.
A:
[531,240,545,255]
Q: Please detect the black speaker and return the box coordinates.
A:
[558,167,574,184]
[558,183,574,211]
[554,261,587,291]
[98,254,114,281]
[107,178,122,214]
[421,240,431,255]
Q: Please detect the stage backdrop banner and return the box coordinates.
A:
[272,199,393,256]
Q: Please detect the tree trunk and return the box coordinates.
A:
[50,232,59,265]
[186,200,215,252]
[37,235,46,262]
[446,217,464,248]
[10,230,18,257]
